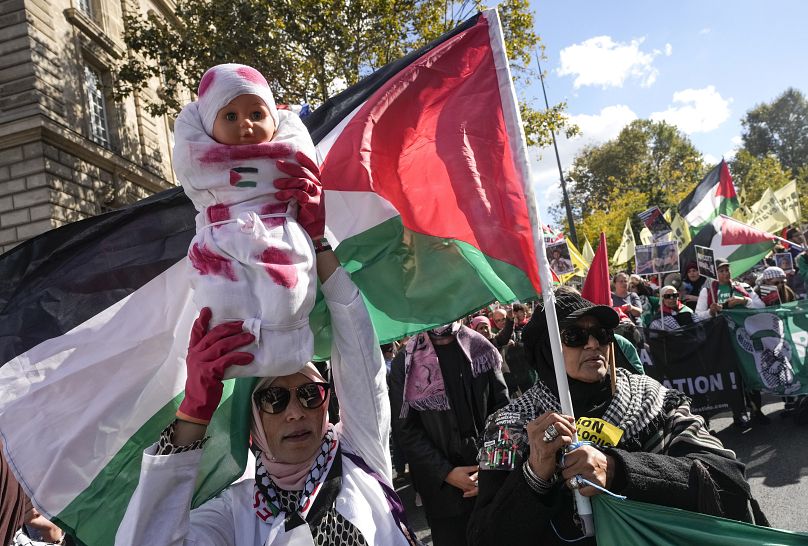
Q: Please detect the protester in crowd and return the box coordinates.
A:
[471,312,513,351]
[649,285,696,330]
[628,274,654,298]
[467,287,768,546]
[490,308,508,334]
[611,272,642,323]
[12,505,70,546]
[502,303,537,396]
[695,260,767,428]
[680,262,706,311]
[756,267,796,306]
[390,323,508,546]
[695,259,764,319]
[117,163,417,545]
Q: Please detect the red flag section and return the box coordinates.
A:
[582,232,611,305]
[320,15,541,292]
[715,160,737,199]
[719,215,775,245]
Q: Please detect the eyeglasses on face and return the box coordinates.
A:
[254,382,330,414]
[662,293,678,299]
[560,325,614,347]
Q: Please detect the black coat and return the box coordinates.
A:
[389,345,509,520]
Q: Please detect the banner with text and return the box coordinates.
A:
[723,302,808,396]
[643,317,745,414]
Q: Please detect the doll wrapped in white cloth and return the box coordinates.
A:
[173,63,316,379]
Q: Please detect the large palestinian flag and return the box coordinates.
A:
[0,10,543,545]
[679,159,739,233]
[678,215,776,278]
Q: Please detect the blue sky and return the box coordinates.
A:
[524,0,808,226]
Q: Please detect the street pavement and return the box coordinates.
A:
[395,395,808,544]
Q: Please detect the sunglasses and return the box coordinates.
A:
[561,325,614,347]
[662,294,678,299]
[254,382,330,414]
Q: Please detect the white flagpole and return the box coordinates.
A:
[485,9,594,536]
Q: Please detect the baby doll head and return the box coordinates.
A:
[196,64,279,145]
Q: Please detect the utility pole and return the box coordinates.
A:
[535,51,578,248]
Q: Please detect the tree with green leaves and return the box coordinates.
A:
[740,87,808,174]
[556,119,704,249]
[115,0,574,147]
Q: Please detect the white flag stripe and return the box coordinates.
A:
[684,191,724,228]
[324,189,399,246]
[0,260,195,516]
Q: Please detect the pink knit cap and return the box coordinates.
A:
[196,63,279,136]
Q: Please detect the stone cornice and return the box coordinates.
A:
[0,115,175,194]
[63,8,126,60]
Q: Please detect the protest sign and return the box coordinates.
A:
[635,244,655,275]
[723,303,808,396]
[638,206,672,241]
[775,252,794,272]
[547,240,575,276]
[695,245,717,279]
[644,317,745,414]
[653,240,679,274]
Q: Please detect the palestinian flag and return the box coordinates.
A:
[679,159,739,233]
[678,215,776,278]
[0,10,543,545]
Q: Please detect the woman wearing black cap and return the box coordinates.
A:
[467,287,767,546]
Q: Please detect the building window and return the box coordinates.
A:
[77,0,93,18]
[84,65,111,148]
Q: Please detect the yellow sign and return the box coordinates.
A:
[575,417,624,448]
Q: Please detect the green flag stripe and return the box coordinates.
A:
[727,241,774,278]
[308,215,536,357]
[54,377,256,546]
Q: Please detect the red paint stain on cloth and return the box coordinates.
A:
[190,243,237,281]
[199,142,293,164]
[260,202,287,228]
[260,247,297,288]
[207,204,231,224]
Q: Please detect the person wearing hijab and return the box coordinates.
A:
[648,285,696,330]
[116,138,416,546]
[467,287,767,546]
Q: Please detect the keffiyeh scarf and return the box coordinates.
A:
[400,325,501,416]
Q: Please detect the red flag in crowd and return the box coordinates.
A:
[582,232,611,305]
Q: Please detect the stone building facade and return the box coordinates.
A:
[0,0,177,254]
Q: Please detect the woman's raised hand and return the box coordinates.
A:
[176,307,254,425]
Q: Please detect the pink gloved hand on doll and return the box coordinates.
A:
[177,308,255,425]
[275,152,326,240]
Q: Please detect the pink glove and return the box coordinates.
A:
[274,152,325,240]
[176,308,255,425]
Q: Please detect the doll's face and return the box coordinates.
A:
[211,94,276,145]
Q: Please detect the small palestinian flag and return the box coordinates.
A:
[678,215,776,278]
[0,10,543,545]
[679,159,738,234]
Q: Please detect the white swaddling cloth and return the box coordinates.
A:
[173,64,316,378]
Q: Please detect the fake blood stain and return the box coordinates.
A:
[199,142,294,164]
[260,202,287,228]
[260,247,297,288]
[190,243,237,281]
[207,204,231,224]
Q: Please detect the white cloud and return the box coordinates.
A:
[703,153,719,166]
[557,36,664,89]
[531,105,638,223]
[649,86,732,134]
[699,28,711,35]
[724,135,744,161]
[664,43,673,56]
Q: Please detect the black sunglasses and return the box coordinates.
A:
[254,382,330,414]
[561,325,614,347]
[662,293,678,299]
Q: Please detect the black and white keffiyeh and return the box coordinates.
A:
[480,368,733,462]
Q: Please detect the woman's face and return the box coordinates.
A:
[662,291,679,308]
[562,315,609,383]
[614,276,628,293]
[475,323,492,337]
[259,372,328,464]
[687,268,700,281]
